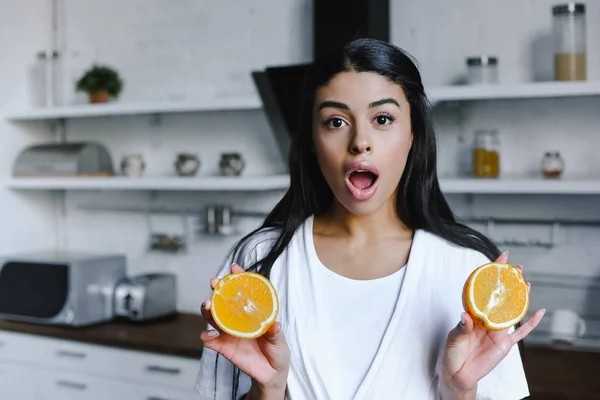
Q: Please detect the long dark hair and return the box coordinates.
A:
[218,38,507,399]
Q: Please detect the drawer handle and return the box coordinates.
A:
[145,365,181,375]
[56,350,87,359]
[146,397,179,400]
[56,380,88,391]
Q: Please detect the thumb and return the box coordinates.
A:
[446,312,474,347]
[261,322,290,370]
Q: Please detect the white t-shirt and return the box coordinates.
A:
[196,215,530,400]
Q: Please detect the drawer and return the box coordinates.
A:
[0,361,37,400]
[0,331,200,390]
[114,350,200,390]
[0,330,47,364]
[36,367,199,400]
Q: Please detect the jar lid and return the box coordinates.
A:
[467,56,498,66]
[552,3,585,15]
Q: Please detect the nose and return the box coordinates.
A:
[349,128,372,155]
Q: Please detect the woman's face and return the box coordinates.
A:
[312,70,413,216]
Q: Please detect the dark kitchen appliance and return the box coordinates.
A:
[0,252,126,326]
[252,0,390,165]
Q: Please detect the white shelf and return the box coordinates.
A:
[6,81,600,121]
[440,177,600,194]
[5,175,290,191]
[5,176,600,194]
[427,81,600,103]
[4,96,262,121]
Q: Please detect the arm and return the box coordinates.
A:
[439,380,477,400]
[244,383,287,400]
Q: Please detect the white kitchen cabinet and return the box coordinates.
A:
[0,330,203,400]
[35,367,199,400]
[0,361,37,400]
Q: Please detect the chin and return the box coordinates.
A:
[336,193,390,216]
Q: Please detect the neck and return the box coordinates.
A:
[321,195,412,240]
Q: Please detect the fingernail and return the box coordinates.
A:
[206,330,219,337]
[460,313,466,326]
[541,308,547,316]
[501,250,509,258]
[201,302,205,310]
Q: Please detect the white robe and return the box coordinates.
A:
[196,216,530,400]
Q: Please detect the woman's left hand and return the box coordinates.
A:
[439,252,546,398]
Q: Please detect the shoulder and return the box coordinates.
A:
[215,226,282,278]
[417,229,492,279]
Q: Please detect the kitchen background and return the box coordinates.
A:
[0,0,599,399]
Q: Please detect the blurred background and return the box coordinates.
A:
[0,0,598,399]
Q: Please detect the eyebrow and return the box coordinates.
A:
[369,98,400,108]
[317,97,400,111]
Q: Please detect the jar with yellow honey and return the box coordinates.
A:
[472,130,500,178]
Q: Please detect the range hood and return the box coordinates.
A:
[252,0,390,165]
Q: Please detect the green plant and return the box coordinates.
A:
[75,64,123,98]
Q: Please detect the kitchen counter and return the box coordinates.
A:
[0,313,207,359]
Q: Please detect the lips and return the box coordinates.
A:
[344,161,380,201]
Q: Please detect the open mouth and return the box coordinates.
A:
[348,170,378,190]
[345,161,380,201]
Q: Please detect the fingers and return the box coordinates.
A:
[231,263,245,274]
[495,250,509,263]
[261,322,290,371]
[510,308,546,343]
[200,328,226,354]
[209,263,244,290]
[446,312,474,345]
[264,322,283,340]
[201,263,247,340]
[200,299,213,321]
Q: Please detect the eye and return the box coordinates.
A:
[324,117,347,129]
[373,114,395,126]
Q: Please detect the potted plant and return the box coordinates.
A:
[75,64,124,103]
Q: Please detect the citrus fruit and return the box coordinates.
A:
[462,262,529,331]
[210,272,279,339]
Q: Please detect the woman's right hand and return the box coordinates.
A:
[200,263,290,396]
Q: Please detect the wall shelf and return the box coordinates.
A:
[5,175,290,191]
[5,176,600,194]
[4,96,262,121]
[427,80,600,103]
[440,177,600,195]
[5,81,600,122]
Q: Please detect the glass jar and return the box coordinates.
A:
[542,151,565,178]
[553,3,586,81]
[466,56,498,85]
[472,130,500,178]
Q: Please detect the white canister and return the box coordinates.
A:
[466,56,498,85]
[120,154,145,177]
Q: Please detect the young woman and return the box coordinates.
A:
[195,38,545,400]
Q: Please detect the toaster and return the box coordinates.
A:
[114,273,177,321]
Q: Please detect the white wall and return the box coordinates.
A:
[0,1,60,255]
[3,0,600,321]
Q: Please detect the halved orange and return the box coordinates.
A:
[462,262,529,331]
[210,272,279,339]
